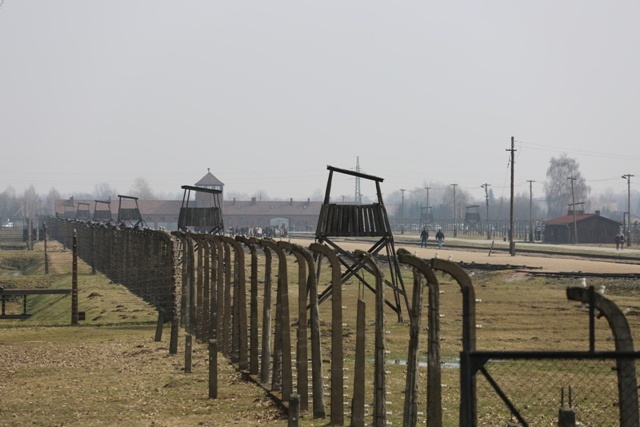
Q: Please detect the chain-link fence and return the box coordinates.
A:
[474,355,637,426]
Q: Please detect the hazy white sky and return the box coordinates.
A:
[1,1,639,202]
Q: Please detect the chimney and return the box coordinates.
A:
[233,197,236,206]
[290,198,293,206]
[595,210,600,216]
[251,197,256,206]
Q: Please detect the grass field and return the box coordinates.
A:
[1,237,640,426]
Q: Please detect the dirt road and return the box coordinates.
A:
[288,237,640,275]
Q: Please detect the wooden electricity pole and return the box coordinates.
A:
[481,183,491,239]
[506,137,516,256]
[568,176,578,244]
[527,180,535,242]
[622,174,633,246]
[451,184,458,237]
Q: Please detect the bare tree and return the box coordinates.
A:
[44,187,61,216]
[129,177,155,200]
[94,183,117,201]
[23,185,42,221]
[544,154,590,219]
[0,186,19,224]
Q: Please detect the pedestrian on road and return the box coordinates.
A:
[436,229,445,249]
[420,228,429,248]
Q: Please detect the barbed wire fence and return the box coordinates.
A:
[45,216,640,426]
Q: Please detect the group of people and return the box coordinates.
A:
[420,227,445,249]
[228,225,288,238]
[615,233,626,250]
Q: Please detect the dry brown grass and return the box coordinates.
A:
[2,238,640,426]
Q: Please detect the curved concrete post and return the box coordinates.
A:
[221,235,249,371]
[192,234,205,341]
[261,238,293,402]
[171,231,196,335]
[188,234,208,341]
[289,243,326,419]
[219,238,233,357]
[397,249,442,427]
[354,250,386,427]
[156,231,179,354]
[310,242,344,426]
[236,235,260,375]
[566,286,639,427]
[208,236,225,346]
[431,258,476,427]
[255,241,273,385]
[201,235,219,342]
[279,241,309,413]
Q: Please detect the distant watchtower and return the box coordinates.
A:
[420,206,434,229]
[178,185,224,234]
[465,205,481,233]
[315,165,409,320]
[93,200,112,222]
[194,168,224,207]
[75,202,90,220]
[117,195,146,228]
[63,197,75,218]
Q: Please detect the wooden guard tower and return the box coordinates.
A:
[63,197,75,218]
[93,200,112,222]
[75,202,90,219]
[465,205,481,233]
[178,185,223,234]
[315,165,409,320]
[420,206,434,229]
[117,195,146,228]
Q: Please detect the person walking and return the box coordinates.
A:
[620,233,625,249]
[420,228,429,248]
[435,229,445,249]
[615,233,621,250]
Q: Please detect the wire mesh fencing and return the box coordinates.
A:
[474,355,636,426]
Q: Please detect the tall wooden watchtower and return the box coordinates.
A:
[75,202,90,220]
[117,195,146,228]
[93,200,112,222]
[465,205,481,233]
[178,185,224,234]
[315,165,408,320]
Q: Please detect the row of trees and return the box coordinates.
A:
[387,154,637,224]
[1,155,636,227]
[0,178,159,226]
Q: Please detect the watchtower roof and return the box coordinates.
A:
[195,169,224,188]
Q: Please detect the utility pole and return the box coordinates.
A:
[622,174,634,246]
[424,187,431,228]
[506,137,516,256]
[355,157,362,204]
[400,189,406,234]
[527,180,535,242]
[481,183,491,239]
[568,176,578,244]
[424,187,430,214]
[451,184,458,237]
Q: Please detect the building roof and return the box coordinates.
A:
[544,212,620,226]
[195,170,224,187]
[55,198,322,218]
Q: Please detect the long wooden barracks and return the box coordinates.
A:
[54,170,323,232]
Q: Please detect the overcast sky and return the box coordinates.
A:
[1,1,638,203]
